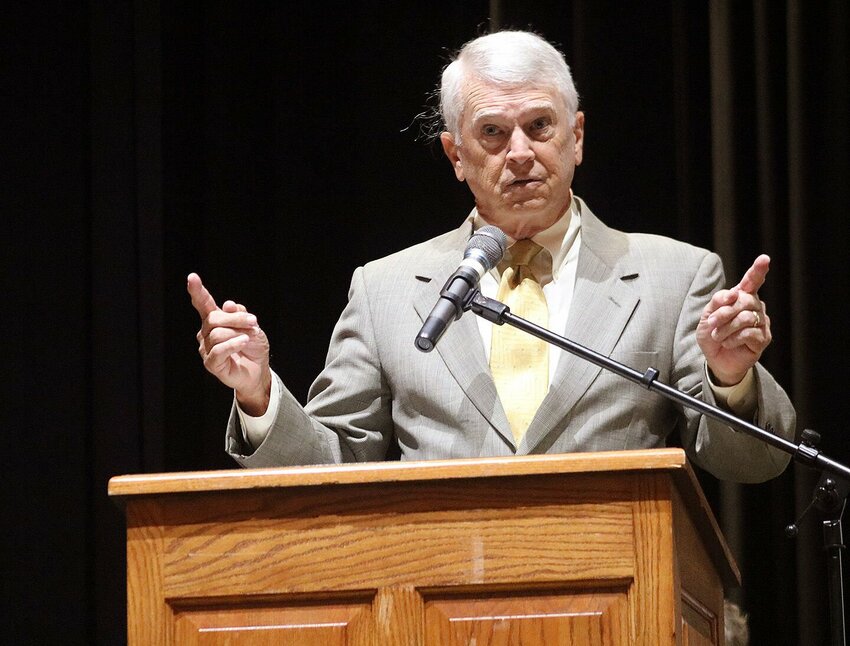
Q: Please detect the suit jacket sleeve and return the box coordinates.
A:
[674,251,796,482]
[225,266,393,467]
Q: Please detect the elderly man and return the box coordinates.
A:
[188,30,795,481]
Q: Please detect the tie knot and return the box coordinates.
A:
[499,239,552,286]
[508,239,543,267]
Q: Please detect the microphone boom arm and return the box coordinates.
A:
[465,289,850,481]
[465,287,850,646]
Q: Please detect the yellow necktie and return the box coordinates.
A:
[490,239,550,443]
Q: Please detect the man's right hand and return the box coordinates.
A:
[187,273,272,416]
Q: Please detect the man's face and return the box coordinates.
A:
[441,80,584,239]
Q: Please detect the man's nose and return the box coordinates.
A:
[506,127,534,164]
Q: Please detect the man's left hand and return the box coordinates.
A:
[697,254,773,386]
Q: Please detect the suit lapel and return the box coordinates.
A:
[520,202,640,454]
[412,222,514,448]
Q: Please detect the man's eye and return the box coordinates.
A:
[531,117,550,130]
[482,125,502,136]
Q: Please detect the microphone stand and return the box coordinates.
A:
[464,289,849,645]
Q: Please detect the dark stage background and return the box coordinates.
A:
[5,1,849,643]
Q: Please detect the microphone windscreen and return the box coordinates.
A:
[467,225,507,270]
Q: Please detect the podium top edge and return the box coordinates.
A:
[108,448,688,498]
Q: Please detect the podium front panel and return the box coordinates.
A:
[113,450,731,645]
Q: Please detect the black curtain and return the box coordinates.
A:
[705,2,849,643]
[5,2,849,643]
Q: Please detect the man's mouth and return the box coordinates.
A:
[508,178,540,188]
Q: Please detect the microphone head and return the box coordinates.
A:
[466,225,507,270]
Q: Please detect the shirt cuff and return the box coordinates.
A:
[236,375,280,450]
[705,364,758,418]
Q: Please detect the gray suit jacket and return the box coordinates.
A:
[227,198,796,482]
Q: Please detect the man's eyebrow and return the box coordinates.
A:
[471,101,556,124]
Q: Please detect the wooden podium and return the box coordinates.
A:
[109,448,738,645]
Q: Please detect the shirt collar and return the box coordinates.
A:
[470,192,582,281]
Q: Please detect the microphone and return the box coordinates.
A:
[415,225,507,352]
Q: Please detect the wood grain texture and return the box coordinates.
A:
[108,449,689,498]
[172,600,369,645]
[680,591,718,645]
[674,485,724,645]
[676,463,740,588]
[374,586,425,646]
[630,473,677,645]
[425,587,630,645]
[158,475,635,598]
[126,500,170,644]
[111,450,736,645]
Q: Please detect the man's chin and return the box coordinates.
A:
[485,208,560,238]
[505,197,548,214]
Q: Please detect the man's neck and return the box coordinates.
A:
[476,193,573,240]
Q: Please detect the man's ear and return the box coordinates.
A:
[440,132,465,181]
[572,111,585,166]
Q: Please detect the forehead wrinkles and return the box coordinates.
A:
[471,100,556,125]
[461,81,561,129]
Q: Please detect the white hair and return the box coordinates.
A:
[439,31,580,138]
[724,600,750,646]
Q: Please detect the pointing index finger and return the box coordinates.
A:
[187,273,220,318]
[736,254,771,295]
